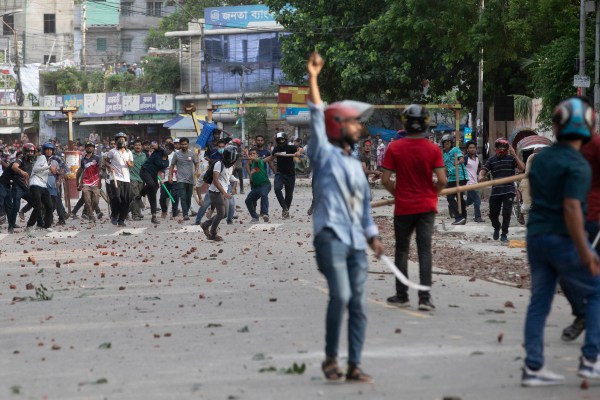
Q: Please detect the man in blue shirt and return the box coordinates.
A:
[307,52,383,384]
[522,97,600,387]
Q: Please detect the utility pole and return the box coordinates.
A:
[201,19,212,122]
[13,28,23,137]
[82,0,87,70]
[580,0,587,96]
[476,0,485,157]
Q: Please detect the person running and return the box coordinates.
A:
[76,142,102,223]
[382,105,447,311]
[105,132,133,227]
[307,52,383,383]
[245,148,271,223]
[441,134,468,225]
[129,139,147,221]
[264,132,303,219]
[139,143,174,224]
[26,142,57,234]
[464,140,484,222]
[478,138,525,243]
[522,97,600,386]
[194,139,227,225]
[169,138,198,221]
[200,145,239,241]
[7,146,34,233]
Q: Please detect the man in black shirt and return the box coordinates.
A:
[264,132,303,219]
[6,144,35,233]
[478,138,525,242]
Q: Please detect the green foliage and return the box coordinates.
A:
[242,107,268,137]
[41,57,180,95]
[265,0,583,127]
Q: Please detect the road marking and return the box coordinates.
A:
[297,278,430,319]
[246,223,282,232]
[46,231,80,239]
[102,228,147,236]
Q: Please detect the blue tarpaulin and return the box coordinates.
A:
[367,126,400,142]
[196,123,218,149]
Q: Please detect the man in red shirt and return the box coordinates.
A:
[381,105,447,311]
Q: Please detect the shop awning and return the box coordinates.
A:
[79,119,169,126]
[0,126,24,134]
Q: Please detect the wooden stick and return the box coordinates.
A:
[371,173,527,208]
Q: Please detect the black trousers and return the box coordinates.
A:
[394,212,435,300]
[274,173,295,210]
[28,185,53,228]
[139,168,159,215]
[489,193,514,235]
[106,180,131,222]
[446,180,467,219]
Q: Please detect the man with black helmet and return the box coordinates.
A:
[105,132,133,226]
[522,97,600,386]
[138,142,174,224]
[382,105,447,311]
[478,137,525,243]
[307,52,383,383]
[26,142,57,233]
[200,145,239,241]
[268,131,303,219]
[7,145,34,232]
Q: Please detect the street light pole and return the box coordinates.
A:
[476,0,485,157]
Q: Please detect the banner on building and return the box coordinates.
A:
[205,5,277,29]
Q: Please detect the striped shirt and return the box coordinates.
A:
[482,154,517,196]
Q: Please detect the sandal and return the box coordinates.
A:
[345,364,374,383]
[322,358,343,381]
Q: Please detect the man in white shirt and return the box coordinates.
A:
[464,140,483,222]
[105,132,133,226]
[26,142,57,233]
[200,145,239,241]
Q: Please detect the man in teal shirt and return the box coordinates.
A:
[442,134,468,225]
[522,97,600,386]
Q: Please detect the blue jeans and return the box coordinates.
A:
[9,186,30,228]
[226,186,235,223]
[560,221,600,318]
[525,234,600,370]
[0,182,13,219]
[245,182,271,219]
[195,192,211,224]
[465,189,481,219]
[314,228,368,365]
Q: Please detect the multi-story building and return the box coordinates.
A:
[74,0,176,66]
[166,5,308,142]
[0,0,74,64]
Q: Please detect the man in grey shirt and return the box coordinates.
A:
[169,138,198,220]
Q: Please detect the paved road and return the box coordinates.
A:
[0,184,594,399]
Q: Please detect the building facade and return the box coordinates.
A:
[0,0,74,64]
[74,0,176,66]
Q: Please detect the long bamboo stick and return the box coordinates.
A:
[371,173,527,208]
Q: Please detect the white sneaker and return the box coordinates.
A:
[521,366,565,387]
[578,356,600,379]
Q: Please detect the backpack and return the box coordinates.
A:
[202,160,224,184]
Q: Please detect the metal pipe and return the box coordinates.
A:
[580,0,587,96]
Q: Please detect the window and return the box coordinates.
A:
[121,38,132,53]
[96,38,107,52]
[3,15,13,36]
[121,2,134,16]
[147,2,162,17]
[43,55,56,64]
[43,14,56,34]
